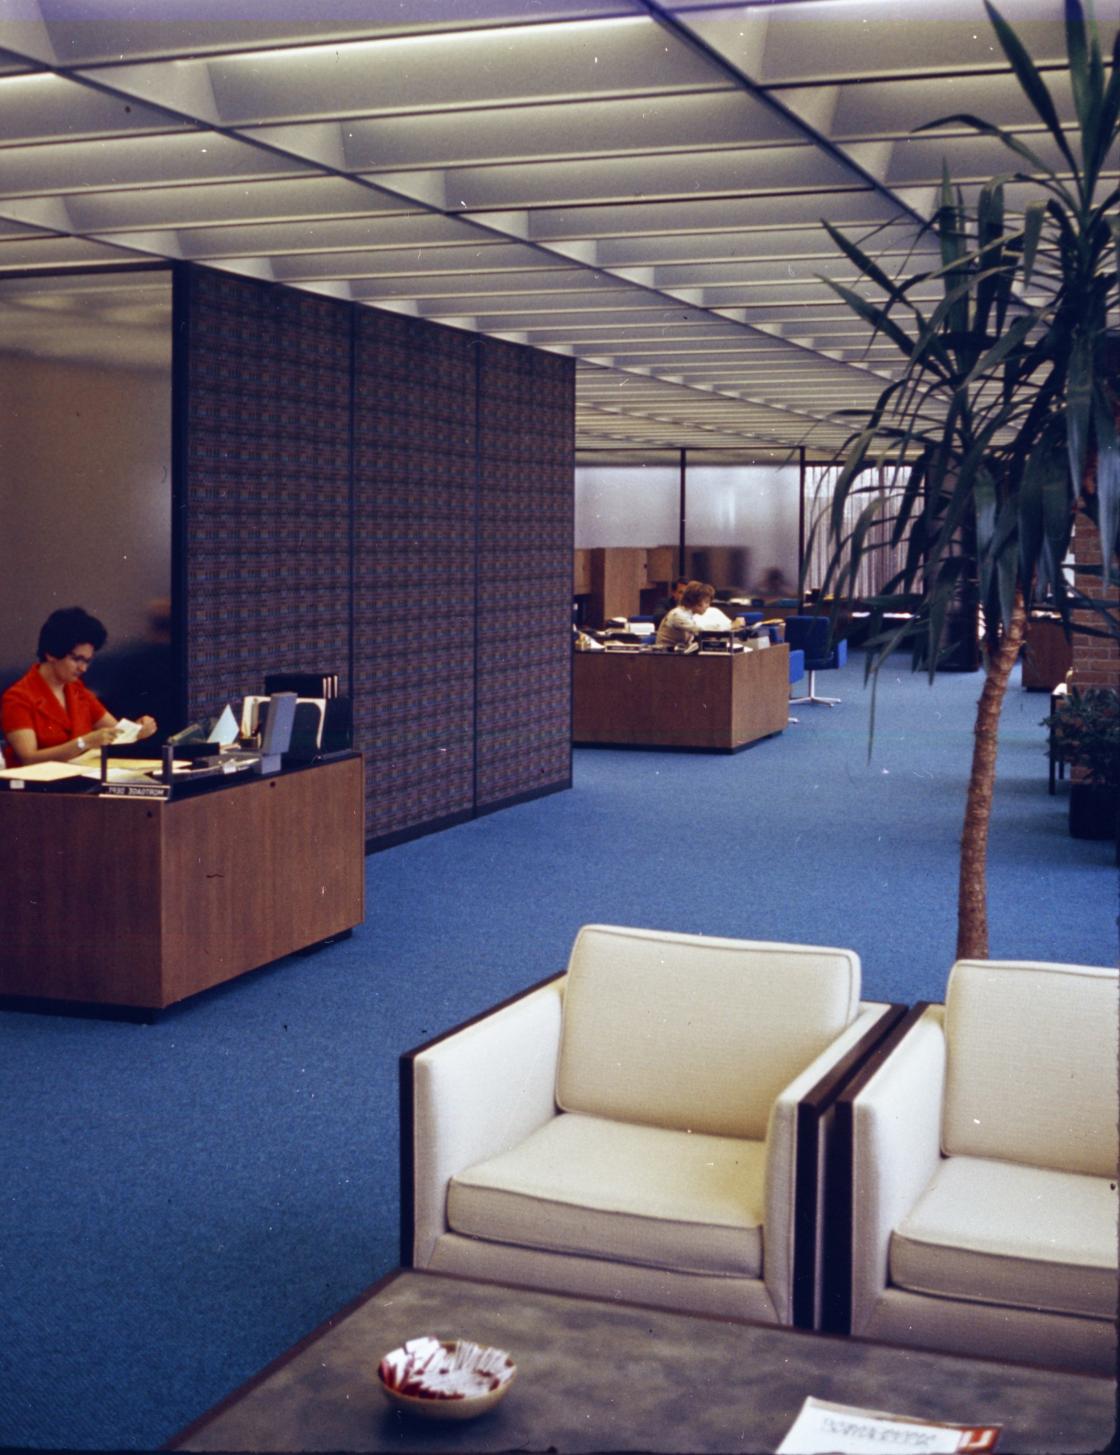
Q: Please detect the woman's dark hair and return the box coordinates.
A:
[37,607,108,662]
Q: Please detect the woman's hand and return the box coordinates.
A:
[137,716,157,740]
[85,725,121,749]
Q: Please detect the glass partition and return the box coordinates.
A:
[0,269,173,711]
[574,452,802,620]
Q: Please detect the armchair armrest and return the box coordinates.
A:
[840,1004,946,1334]
[764,1000,905,1327]
[400,974,565,1268]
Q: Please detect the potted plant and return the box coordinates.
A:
[1043,687,1120,839]
[812,0,1120,957]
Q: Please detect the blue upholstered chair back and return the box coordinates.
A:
[788,648,805,685]
[784,616,847,671]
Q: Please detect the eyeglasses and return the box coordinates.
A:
[67,652,95,667]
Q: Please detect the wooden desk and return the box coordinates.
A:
[573,645,789,751]
[0,755,365,1013]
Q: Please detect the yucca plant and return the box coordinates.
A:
[813,0,1119,959]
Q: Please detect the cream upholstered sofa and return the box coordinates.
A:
[401,924,897,1328]
[840,958,1119,1374]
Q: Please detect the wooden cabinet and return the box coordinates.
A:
[1022,614,1073,691]
[588,547,646,623]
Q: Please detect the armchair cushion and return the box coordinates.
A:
[943,960,1119,1177]
[555,925,860,1140]
[891,1155,1118,1320]
[448,1111,766,1278]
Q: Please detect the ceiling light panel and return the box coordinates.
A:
[343,267,600,300]
[156,17,719,129]
[417,286,651,316]
[0,233,150,267]
[267,241,564,281]
[787,69,1076,142]
[528,189,907,241]
[0,72,183,144]
[595,223,932,270]
[0,132,309,198]
[387,143,861,214]
[879,129,1070,185]
[61,175,409,233]
[32,1,642,65]
[678,0,1068,85]
[245,89,808,174]
[173,213,483,259]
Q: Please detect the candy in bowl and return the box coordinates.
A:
[377,1335,516,1421]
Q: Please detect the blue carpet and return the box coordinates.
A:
[1,655,1115,1451]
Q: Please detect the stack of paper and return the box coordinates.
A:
[777,1398,1000,1454]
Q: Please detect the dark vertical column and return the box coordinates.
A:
[798,445,806,594]
[169,263,191,730]
[678,447,687,578]
[352,311,477,841]
[475,337,574,810]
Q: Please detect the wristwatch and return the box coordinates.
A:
[77,736,87,751]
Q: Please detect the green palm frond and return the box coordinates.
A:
[815,0,1119,674]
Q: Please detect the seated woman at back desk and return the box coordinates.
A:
[655,581,746,649]
[1,606,157,767]
[655,580,717,648]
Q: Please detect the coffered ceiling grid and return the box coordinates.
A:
[0,0,1112,455]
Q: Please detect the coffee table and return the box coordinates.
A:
[166,1269,1116,1453]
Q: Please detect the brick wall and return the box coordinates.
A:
[1070,508,1120,691]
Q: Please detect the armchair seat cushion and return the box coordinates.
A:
[448,1111,767,1278]
[890,1155,1118,1320]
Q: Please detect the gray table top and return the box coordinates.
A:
[170,1269,1116,1454]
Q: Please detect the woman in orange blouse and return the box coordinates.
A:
[1,607,157,767]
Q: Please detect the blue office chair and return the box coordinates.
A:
[785,617,847,707]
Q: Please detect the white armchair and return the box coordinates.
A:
[836,958,1119,1374]
[401,924,897,1328]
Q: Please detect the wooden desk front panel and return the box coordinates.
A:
[159,756,365,1007]
[0,756,365,1010]
[0,792,165,1004]
[573,645,789,750]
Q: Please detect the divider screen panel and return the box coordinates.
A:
[476,337,574,809]
[184,268,351,721]
[353,310,478,840]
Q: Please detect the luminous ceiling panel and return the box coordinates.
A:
[0,0,1111,455]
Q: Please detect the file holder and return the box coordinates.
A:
[258,691,297,774]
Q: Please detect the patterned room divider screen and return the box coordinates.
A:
[179,264,573,846]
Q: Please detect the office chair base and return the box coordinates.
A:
[789,694,841,708]
[789,669,841,707]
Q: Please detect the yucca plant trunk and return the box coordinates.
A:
[956,591,1028,959]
